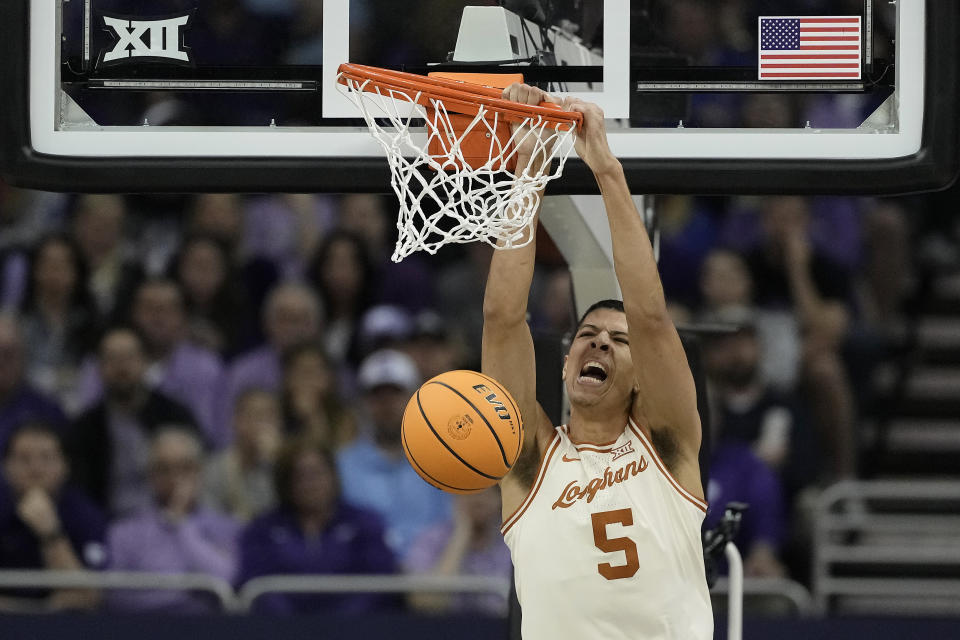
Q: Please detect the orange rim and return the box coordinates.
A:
[337,63,582,130]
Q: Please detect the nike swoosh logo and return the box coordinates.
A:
[562,455,581,463]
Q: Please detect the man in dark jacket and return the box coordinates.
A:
[69,327,200,516]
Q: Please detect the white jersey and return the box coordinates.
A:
[502,419,713,640]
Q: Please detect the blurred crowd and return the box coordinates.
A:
[0,188,517,615]
[0,179,922,615]
[660,193,914,582]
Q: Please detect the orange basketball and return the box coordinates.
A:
[402,370,524,494]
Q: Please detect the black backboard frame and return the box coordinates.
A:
[1,0,957,195]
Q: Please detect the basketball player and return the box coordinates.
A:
[483,84,713,639]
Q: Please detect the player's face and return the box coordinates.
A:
[563,309,636,409]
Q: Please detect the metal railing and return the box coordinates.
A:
[237,574,510,611]
[813,479,960,615]
[0,566,816,625]
[724,542,743,640]
[0,571,510,614]
[0,569,239,612]
[711,576,815,617]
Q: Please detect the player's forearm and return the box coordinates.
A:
[482,156,542,324]
[595,164,669,322]
[483,237,536,324]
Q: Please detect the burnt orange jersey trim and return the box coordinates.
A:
[573,444,616,454]
[501,432,562,536]
[627,419,707,513]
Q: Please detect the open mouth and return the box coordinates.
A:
[577,361,608,385]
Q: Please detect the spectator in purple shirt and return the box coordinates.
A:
[238,438,397,614]
[106,426,239,614]
[219,282,323,446]
[0,422,106,611]
[705,442,787,578]
[77,279,225,446]
[405,487,512,616]
[0,313,68,454]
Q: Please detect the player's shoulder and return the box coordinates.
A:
[532,403,561,445]
[531,409,563,462]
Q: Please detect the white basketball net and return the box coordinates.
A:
[336,74,578,262]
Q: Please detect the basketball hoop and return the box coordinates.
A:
[336,64,582,262]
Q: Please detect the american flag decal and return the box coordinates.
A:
[758,16,862,80]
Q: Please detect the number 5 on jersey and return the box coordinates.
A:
[591,509,640,580]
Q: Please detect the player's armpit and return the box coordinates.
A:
[498,403,554,519]
[502,403,553,487]
[645,419,705,502]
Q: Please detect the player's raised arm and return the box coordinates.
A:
[567,98,703,491]
[481,84,556,499]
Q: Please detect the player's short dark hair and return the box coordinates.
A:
[576,299,625,329]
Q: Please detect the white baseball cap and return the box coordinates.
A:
[357,349,421,392]
[359,305,413,351]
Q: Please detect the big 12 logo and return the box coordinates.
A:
[99,12,192,66]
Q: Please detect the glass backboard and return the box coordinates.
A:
[1,0,957,194]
